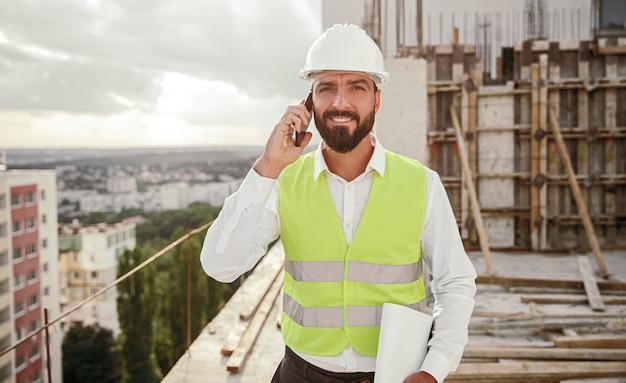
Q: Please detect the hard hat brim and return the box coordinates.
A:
[299,69,389,86]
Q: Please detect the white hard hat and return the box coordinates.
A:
[299,24,389,85]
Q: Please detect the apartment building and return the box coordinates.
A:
[78,179,241,213]
[0,169,61,383]
[58,221,136,337]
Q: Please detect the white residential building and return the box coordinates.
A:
[78,179,242,213]
[79,192,141,214]
[58,221,136,337]
[106,174,137,194]
[57,189,97,205]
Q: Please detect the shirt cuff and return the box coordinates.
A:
[241,167,277,205]
[420,349,452,383]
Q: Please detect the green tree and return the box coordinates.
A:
[117,248,161,383]
[152,227,236,374]
[62,323,121,383]
[153,228,204,373]
[112,203,237,376]
[136,203,221,245]
[85,211,109,224]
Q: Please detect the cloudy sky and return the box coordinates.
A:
[0,0,322,148]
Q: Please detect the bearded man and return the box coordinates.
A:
[200,24,476,383]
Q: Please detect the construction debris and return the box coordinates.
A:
[456,249,626,382]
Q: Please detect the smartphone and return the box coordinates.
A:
[295,92,313,147]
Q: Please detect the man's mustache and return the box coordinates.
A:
[322,109,360,123]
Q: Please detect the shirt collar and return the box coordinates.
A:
[313,133,386,181]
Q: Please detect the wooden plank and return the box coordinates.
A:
[221,261,283,355]
[447,361,626,381]
[471,316,626,332]
[548,108,609,278]
[605,88,617,246]
[460,78,470,240]
[276,286,283,329]
[554,87,577,248]
[530,64,541,250]
[462,346,626,361]
[226,272,284,373]
[561,328,579,337]
[239,261,283,320]
[468,80,478,245]
[577,255,606,311]
[560,379,626,383]
[539,54,549,249]
[472,310,527,319]
[531,286,626,296]
[221,322,247,356]
[587,89,604,241]
[476,275,626,292]
[546,82,626,91]
[450,106,493,274]
[548,88,561,248]
[469,313,626,333]
[520,294,626,305]
[598,45,626,55]
[554,335,626,349]
[460,78,470,241]
[467,340,555,348]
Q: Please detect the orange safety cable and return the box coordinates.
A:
[0,220,214,359]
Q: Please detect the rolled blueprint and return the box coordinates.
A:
[373,303,433,383]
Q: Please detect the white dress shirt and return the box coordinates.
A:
[200,135,476,383]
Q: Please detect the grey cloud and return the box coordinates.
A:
[0,0,318,115]
[0,46,160,114]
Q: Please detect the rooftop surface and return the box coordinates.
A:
[162,245,626,382]
[161,243,285,383]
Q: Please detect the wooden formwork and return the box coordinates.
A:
[426,44,482,244]
[426,38,626,251]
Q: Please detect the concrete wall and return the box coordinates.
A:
[477,88,516,247]
[376,58,428,164]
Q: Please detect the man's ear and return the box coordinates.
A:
[374,89,381,113]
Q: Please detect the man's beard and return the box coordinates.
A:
[314,108,376,153]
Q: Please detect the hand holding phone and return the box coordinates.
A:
[295,92,313,147]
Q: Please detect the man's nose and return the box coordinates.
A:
[331,89,350,109]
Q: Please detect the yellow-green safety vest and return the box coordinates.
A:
[278,150,427,356]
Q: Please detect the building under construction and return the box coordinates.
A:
[161,1,626,381]
[425,36,626,251]
[354,0,626,254]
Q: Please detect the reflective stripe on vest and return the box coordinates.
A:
[283,293,424,327]
[278,150,427,357]
[285,259,423,284]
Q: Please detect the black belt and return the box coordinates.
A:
[283,347,375,383]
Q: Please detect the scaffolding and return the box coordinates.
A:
[425,37,626,251]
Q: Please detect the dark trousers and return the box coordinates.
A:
[271,347,375,383]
